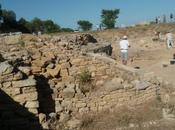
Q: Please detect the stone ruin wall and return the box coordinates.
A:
[0,62,41,129]
[0,33,165,129]
[55,54,161,115]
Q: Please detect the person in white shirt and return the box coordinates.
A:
[166,32,173,49]
[119,35,130,65]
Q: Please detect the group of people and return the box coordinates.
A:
[119,31,174,65]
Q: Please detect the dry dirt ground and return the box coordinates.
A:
[95,24,175,86]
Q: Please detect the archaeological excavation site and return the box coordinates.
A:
[1,24,175,130]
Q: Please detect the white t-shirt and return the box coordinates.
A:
[119,40,130,52]
[166,33,173,41]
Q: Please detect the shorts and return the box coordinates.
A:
[121,52,128,60]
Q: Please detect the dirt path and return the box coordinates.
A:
[129,48,175,85]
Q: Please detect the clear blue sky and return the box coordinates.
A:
[1,0,175,29]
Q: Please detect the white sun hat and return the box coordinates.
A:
[123,35,127,39]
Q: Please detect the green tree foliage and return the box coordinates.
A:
[0,4,3,31]
[61,28,74,32]
[101,9,120,29]
[2,9,16,24]
[170,13,173,22]
[1,9,17,32]
[31,17,44,32]
[0,3,73,33]
[0,4,2,21]
[18,17,30,33]
[43,20,60,33]
[18,17,27,25]
[77,20,93,31]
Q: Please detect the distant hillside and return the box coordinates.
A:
[92,23,175,43]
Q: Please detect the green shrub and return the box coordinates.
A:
[77,70,93,94]
[78,70,92,85]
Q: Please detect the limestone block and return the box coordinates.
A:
[60,69,69,77]
[46,63,55,69]
[0,74,14,83]
[98,101,107,106]
[14,92,38,103]
[39,113,46,124]
[88,66,96,72]
[62,87,75,98]
[76,102,87,108]
[12,77,36,88]
[104,78,124,92]
[135,81,151,90]
[31,66,42,73]
[71,59,82,65]
[18,66,31,76]
[55,101,63,112]
[0,61,14,76]
[61,62,71,69]
[1,87,21,96]
[13,71,23,81]
[28,108,38,114]
[22,87,37,93]
[90,107,98,111]
[2,82,12,88]
[96,80,104,86]
[79,107,89,113]
[59,113,70,123]
[61,100,73,110]
[25,101,39,108]
[46,64,61,77]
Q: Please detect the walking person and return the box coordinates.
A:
[119,35,130,65]
[166,31,174,49]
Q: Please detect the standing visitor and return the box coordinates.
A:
[166,31,174,49]
[119,35,130,65]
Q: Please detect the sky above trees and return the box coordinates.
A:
[1,0,175,29]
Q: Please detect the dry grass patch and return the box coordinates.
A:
[80,100,163,130]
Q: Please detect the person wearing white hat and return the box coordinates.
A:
[166,31,173,49]
[119,35,130,65]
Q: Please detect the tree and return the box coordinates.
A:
[31,17,44,32]
[18,17,27,25]
[0,4,2,21]
[0,4,3,28]
[43,20,60,33]
[1,9,17,32]
[77,20,92,31]
[101,9,120,29]
[61,28,74,32]
[2,9,16,24]
[18,17,30,33]
[170,13,173,22]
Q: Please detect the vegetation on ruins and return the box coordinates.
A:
[77,70,94,93]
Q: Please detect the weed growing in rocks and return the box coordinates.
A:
[77,70,94,94]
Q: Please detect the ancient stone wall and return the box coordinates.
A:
[0,61,41,129]
[54,54,161,116]
[0,34,165,130]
